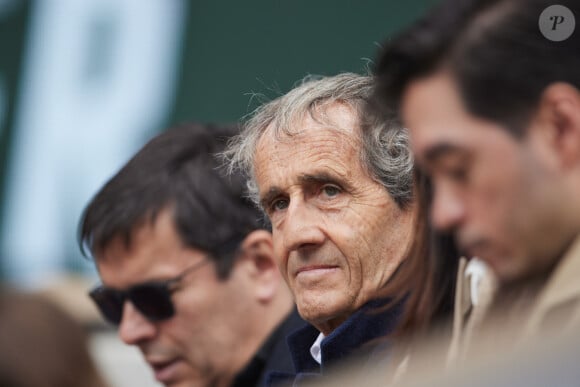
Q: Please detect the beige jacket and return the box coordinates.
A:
[523,235,580,335]
[449,235,580,365]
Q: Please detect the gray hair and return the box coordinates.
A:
[224,72,414,210]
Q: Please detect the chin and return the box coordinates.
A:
[296,305,323,323]
[166,378,204,387]
[301,303,349,327]
[297,303,329,321]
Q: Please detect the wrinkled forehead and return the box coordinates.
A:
[252,103,368,194]
[264,100,361,142]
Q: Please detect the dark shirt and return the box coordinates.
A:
[232,309,306,387]
[266,298,403,386]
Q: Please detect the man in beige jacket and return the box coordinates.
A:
[375,0,580,364]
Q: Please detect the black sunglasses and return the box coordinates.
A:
[89,259,209,326]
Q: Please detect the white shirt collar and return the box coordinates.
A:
[310,332,325,364]
[465,257,489,306]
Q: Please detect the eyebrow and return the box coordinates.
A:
[424,142,468,163]
[297,171,346,187]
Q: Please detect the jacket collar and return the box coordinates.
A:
[524,234,580,335]
[287,298,403,375]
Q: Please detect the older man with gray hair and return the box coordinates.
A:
[226,73,417,384]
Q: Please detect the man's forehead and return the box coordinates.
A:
[262,101,360,139]
[255,124,361,170]
[252,101,369,200]
[254,118,366,191]
[256,116,361,168]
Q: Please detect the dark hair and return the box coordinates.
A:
[375,0,580,135]
[0,288,109,387]
[78,123,267,278]
[379,168,459,339]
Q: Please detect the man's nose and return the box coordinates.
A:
[431,183,465,232]
[118,301,157,346]
[281,198,326,253]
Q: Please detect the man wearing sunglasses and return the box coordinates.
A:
[79,123,303,387]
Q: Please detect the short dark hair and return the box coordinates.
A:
[78,123,267,279]
[375,0,580,135]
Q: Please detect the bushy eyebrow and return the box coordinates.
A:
[424,142,468,163]
[297,172,346,187]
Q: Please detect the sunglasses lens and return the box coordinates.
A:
[130,284,175,322]
[89,287,124,325]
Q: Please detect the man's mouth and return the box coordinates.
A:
[458,233,485,257]
[148,358,181,384]
[295,264,339,276]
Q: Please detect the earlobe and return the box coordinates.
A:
[535,83,580,168]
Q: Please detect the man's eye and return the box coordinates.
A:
[321,185,341,197]
[271,198,289,212]
[446,167,468,182]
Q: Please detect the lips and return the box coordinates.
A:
[294,265,339,276]
[148,358,181,384]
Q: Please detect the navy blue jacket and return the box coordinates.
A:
[232,309,307,387]
[266,299,403,386]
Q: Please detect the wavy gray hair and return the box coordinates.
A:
[224,72,414,210]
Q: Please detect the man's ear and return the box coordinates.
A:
[238,230,280,302]
[531,82,580,169]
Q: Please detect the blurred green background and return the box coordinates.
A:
[0,0,437,285]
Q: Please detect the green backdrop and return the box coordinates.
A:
[170,0,438,124]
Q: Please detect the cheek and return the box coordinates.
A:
[160,316,201,358]
[170,302,203,341]
[475,144,528,210]
[172,294,227,347]
[359,210,400,254]
[489,166,528,220]
[341,201,388,237]
[335,209,393,272]
[324,213,360,253]
[173,282,225,330]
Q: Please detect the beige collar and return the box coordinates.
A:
[524,235,580,336]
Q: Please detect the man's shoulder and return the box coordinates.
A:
[525,235,580,335]
[235,309,306,387]
[269,309,309,362]
[263,309,309,376]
